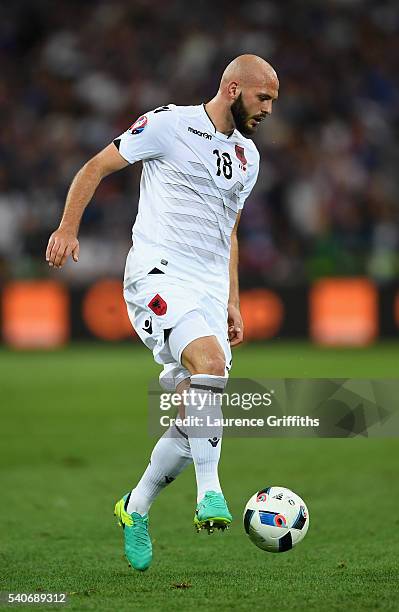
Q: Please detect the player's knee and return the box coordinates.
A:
[192,353,226,376]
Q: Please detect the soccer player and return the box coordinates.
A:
[46,54,279,571]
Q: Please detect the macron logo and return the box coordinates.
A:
[188,126,212,140]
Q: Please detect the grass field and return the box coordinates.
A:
[1,342,398,611]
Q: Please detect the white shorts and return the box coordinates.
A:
[124,275,232,390]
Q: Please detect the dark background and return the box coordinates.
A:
[0,0,398,343]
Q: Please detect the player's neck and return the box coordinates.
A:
[204,98,235,137]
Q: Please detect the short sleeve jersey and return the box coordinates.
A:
[114,104,260,304]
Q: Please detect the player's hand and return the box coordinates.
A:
[228,303,244,347]
[46,228,80,268]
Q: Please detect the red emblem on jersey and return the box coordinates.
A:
[235,145,247,170]
[148,294,167,316]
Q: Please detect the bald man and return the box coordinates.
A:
[46,54,279,571]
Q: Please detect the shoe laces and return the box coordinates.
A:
[131,513,150,546]
[201,491,225,510]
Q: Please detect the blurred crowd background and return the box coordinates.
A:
[0,0,398,287]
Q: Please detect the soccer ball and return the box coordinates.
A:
[243,486,309,553]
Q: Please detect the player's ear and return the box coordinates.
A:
[227,81,239,100]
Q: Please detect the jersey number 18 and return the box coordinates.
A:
[213,149,232,179]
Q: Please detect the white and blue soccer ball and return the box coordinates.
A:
[243,486,309,553]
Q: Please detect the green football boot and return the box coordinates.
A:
[114,493,152,571]
[194,490,233,534]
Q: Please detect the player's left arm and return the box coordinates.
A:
[228,148,260,347]
[228,212,243,347]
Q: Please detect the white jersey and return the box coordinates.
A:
[114,104,260,305]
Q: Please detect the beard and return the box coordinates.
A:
[231,93,255,137]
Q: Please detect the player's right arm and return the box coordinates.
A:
[46,144,129,268]
[46,105,178,268]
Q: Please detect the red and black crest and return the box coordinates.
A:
[148,294,167,316]
[235,145,247,168]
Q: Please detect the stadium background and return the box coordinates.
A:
[0,0,398,346]
[1,2,398,611]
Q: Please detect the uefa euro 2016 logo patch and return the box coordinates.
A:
[129,115,148,135]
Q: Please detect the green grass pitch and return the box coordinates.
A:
[1,342,398,611]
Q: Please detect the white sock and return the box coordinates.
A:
[185,374,226,502]
[127,424,192,515]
